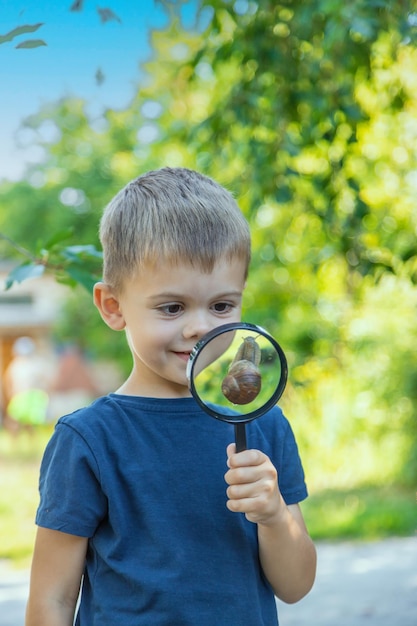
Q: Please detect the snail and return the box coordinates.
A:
[221,336,262,405]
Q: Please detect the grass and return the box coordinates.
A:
[0,426,53,567]
[302,485,416,540]
[0,427,416,568]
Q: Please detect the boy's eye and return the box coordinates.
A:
[159,303,182,315]
[213,302,232,313]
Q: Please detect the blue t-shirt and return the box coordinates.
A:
[36,394,308,625]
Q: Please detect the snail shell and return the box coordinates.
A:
[221,337,262,405]
[221,360,262,405]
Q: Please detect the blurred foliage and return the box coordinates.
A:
[1,0,417,497]
[0,427,52,566]
[0,427,415,567]
[302,484,417,540]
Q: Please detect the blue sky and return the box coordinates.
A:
[0,1,196,181]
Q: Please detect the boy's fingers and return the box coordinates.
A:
[227,446,265,468]
[226,443,236,457]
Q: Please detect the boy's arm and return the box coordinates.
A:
[26,527,88,626]
[257,502,316,603]
[225,444,316,604]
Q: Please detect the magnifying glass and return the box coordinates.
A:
[186,322,288,452]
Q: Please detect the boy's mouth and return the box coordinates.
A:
[173,351,192,362]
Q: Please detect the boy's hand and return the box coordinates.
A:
[224,443,286,526]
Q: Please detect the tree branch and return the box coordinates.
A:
[0,232,39,263]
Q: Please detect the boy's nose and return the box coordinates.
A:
[182,313,212,340]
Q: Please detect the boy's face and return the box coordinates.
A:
[95,257,246,398]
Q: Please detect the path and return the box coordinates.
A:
[277,536,417,625]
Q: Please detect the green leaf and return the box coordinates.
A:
[4,263,45,290]
[0,23,43,45]
[65,266,98,293]
[95,67,105,86]
[15,39,47,49]
[61,245,103,264]
[42,228,75,250]
[70,0,84,11]
[97,7,122,24]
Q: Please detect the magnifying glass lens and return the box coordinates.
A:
[188,324,287,423]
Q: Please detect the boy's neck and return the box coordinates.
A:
[115,373,192,399]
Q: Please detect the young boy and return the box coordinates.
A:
[26,167,316,626]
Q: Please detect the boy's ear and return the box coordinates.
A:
[93,282,126,331]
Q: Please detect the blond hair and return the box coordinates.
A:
[99,167,251,291]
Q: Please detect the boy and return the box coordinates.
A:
[26,167,316,625]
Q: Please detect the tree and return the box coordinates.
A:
[4,1,417,297]
[1,0,417,485]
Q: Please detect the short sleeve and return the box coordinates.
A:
[36,422,107,537]
[248,407,308,506]
[277,417,308,505]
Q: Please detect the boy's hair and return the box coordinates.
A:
[99,167,251,291]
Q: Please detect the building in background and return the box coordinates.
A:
[0,263,120,428]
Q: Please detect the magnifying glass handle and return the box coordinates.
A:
[234,423,247,453]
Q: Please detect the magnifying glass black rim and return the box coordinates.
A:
[187,322,288,424]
